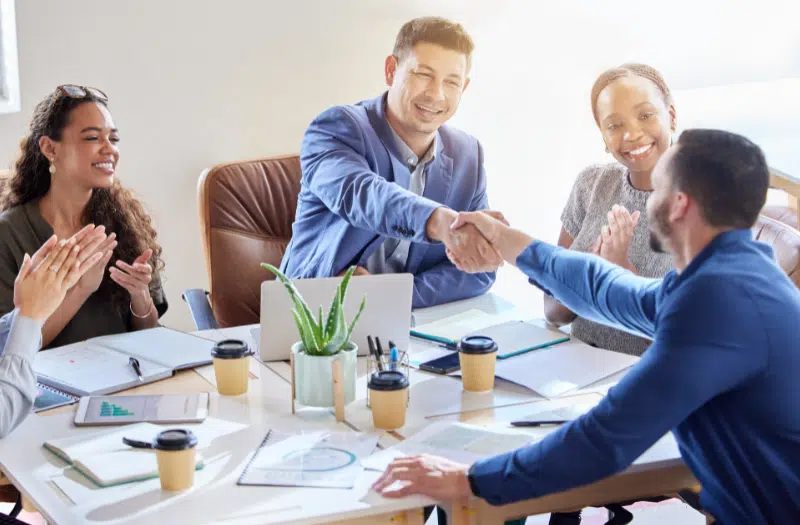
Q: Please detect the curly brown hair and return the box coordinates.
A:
[0,89,164,314]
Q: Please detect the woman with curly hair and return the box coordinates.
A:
[0,85,167,349]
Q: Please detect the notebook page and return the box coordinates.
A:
[465,320,569,357]
[91,327,216,370]
[35,342,170,396]
[74,449,203,486]
[44,422,163,462]
[411,309,502,342]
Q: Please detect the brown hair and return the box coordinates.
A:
[393,17,474,68]
[590,63,673,125]
[0,90,164,314]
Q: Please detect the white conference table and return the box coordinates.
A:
[0,292,698,524]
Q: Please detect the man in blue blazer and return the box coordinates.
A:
[281,17,502,308]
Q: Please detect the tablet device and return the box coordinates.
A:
[74,393,210,426]
[418,352,461,374]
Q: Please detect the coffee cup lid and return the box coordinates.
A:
[154,429,198,451]
[211,339,253,359]
[458,335,498,355]
[368,370,409,391]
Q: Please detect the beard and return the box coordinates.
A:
[648,199,671,254]
[648,230,665,253]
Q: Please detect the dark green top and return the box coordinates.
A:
[0,200,167,349]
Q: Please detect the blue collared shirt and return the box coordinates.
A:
[366,118,438,274]
[469,230,800,524]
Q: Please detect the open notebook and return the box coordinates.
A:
[411,309,569,359]
[35,327,216,397]
[43,423,203,487]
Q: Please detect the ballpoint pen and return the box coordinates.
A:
[367,336,383,371]
[374,337,388,371]
[128,357,144,382]
[410,332,458,350]
[509,420,569,427]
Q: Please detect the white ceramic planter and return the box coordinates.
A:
[292,342,357,408]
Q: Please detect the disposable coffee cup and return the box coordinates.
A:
[458,335,498,392]
[154,429,198,491]
[211,339,253,396]
[368,371,409,430]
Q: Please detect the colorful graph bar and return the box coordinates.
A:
[99,401,134,417]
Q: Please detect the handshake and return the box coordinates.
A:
[426,203,641,275]
[426,207,515,274]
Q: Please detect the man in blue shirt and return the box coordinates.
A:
[280,17,502,308]
[373,129,800,524]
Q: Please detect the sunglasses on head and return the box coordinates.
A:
[54,85,108,103]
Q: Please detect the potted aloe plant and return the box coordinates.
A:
[261,264,366,408]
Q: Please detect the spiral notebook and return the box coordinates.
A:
[237,429,379,488]
[34,383,78,413]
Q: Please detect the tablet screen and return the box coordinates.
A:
[77,394,208,425]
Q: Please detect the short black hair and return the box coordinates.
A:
[393,17,474,68]
[669,129,769,229]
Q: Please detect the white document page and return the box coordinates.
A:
[362,421,537,472]
[239,430,379,489]
[486,340,639,398]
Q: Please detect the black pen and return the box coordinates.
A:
[128,357,144,382]
[368,336,383,371]
[510,420,569,427]
[375,337,388,370]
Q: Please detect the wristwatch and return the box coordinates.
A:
[466,463,481,497]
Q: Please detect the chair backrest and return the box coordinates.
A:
[753,214,800,288]
[197,155,301,327]
[763,167,799,230]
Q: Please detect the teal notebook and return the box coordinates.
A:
[411,312,569,359]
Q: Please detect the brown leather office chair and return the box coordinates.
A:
[762,167,799,230]
[197,155,301,328]
[754,168,800,288]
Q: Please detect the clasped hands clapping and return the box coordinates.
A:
[14,224,156,319]
[444,204,640,273]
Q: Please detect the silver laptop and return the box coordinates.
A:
[259,273,413,361]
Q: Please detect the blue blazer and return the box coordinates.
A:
[280,93,495,308]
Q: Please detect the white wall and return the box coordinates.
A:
[0,0,797,329]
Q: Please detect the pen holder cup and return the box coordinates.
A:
[366,350,410,407]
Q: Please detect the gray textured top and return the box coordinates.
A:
[560,163,673,356]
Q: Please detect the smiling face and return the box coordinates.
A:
[41,101,120,190]
[385,41,470,138]
[595,75,676,178]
